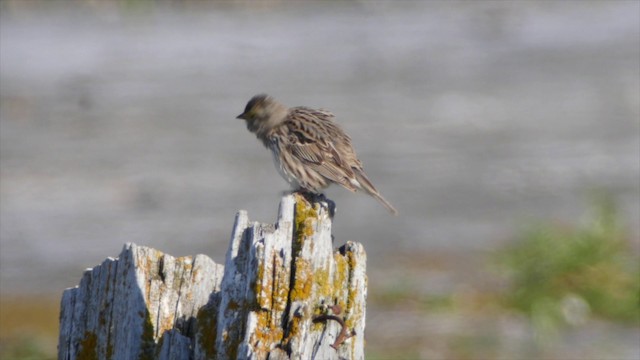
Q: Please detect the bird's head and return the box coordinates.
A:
[237,94,288,134]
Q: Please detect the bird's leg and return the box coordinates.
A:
[302,191,336,218]
[319,194,336,219]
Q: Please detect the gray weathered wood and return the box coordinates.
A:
[58,194,367,360]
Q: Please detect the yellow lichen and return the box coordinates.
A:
[332,252,349,311]
[342,247,368,331]
[255,253,290,313]
[272,261,290,313]
[313,266,332,299]
[287,194,369,352]
[294,195,318,250]
[254,261,269,309]
[250,309,285,357]
[289,258,312,301]
[281,310,305,350]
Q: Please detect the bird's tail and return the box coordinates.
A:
[371,191,398,215]
[354,169,398,215]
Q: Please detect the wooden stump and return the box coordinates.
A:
[58,194,367,360]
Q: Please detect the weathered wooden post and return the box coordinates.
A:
[58,194,367,359]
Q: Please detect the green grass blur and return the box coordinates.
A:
[495,192,639,339]
[0,297,58,360]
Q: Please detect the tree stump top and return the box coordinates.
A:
[59,194,367,360]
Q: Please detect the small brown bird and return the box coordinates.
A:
[236,94,397,215]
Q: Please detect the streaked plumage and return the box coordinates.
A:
[237,94,397,215]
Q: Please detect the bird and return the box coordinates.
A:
[236,94,397,215]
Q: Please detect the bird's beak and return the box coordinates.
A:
[236,113,246,120]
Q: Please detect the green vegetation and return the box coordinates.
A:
[0,296,59,360]
[0,336,55,360]
[495,193,639,335]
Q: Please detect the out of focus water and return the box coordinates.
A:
[1,1,638,294]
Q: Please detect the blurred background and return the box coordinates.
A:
[1,0,638,359]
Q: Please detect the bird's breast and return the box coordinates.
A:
[268,137,302,189]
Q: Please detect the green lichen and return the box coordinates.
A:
[227,300,241,311]
[106,341,113,360]
[138,310,155,360]
[195,303,218,360]
[225,331,239,360]
[219,297,252,359]
[77,331,98,360]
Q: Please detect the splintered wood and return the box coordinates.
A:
[58,194,367,360]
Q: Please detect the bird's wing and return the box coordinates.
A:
[284,108,359,190]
